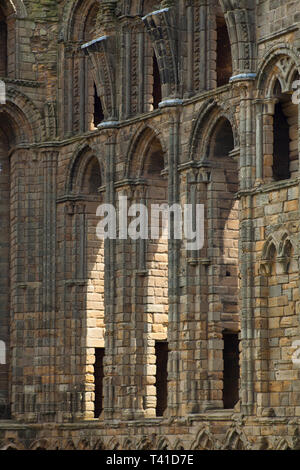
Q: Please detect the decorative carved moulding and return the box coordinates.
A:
[142,7,179,100]
[219,0,256,75]
[259,259,272,276]
[81,35,117,122]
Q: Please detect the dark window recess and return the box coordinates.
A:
[223,333,239,409]
[155,341,168,417]
[216,16,232,87]
[0,19,7,77]
[94,348,104,418]
[213,118,234,158]
[153,53,162,109]
[273,101,291,181]
[94,84,104,126]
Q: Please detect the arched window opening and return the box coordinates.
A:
[216,13,232,87]
[130,131,168,418]
[94,84,104,127]
[273,99,290,181]
[67,149,105,419]
[0,6,7,77]
[223,332,240,409]
[213,119,234,158]
[271,77,297,182]
[152,52,162,109]
[94,348,104,418]
[155,341,168,417]
[144,150,164,176]
[81,155,102,195]
[206,116,240,408]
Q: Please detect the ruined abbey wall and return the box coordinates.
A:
[0,0,300,450]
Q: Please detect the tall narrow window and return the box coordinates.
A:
[94,348,104,418]
[153,52,162,109]
[216,14,232,87]
[94,84,104,127]
[0,7,7,77]
[273,100,291,181]
[155,341,168,417]
[223,333,240,409]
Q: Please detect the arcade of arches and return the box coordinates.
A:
[0,0,300,451]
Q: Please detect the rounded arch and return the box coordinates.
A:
[256,44,300,98]
[66,143,104,195]
[188,100,239,162]
[126,124,167,178]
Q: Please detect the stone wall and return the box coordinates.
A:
[0,0,299,450]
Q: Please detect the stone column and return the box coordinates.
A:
[40,150,58,421]
[102,126,118,421]
[233,80,256,416]
[255,100,264,185]
[165,105,181,417]
[178,165,210,413]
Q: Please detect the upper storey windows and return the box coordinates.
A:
[216,12,232,87]
[0,6,7,77]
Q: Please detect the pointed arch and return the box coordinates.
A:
[30,439,50,451]
[136,437,153,450]
[1,0,27,17]
[61,0,98,43]
[66,143,104,195]
[257,44,300,98]
[126,125,167,178]
[275,438,292,451]
[1,88,45,144]
[107,437,120,451]
[223,428,249,450]
[94,439,105,450]
[262,237,278,262]
[278,233,294,259]
[191,428,214,450]
[188,100,239,162]
[157,436,171,450]
[122,438,134,450]
[64,440,76,450]
[173,439,185,450]
[0,440,25,450]
[77,439,91,450]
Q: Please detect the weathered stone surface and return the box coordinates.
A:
[0,0,299,451]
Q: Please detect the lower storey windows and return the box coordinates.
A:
[223,332,240,409]
[155,341,168,417]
